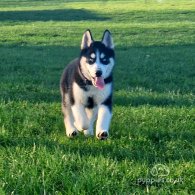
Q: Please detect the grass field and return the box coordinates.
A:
[0,0,195,194]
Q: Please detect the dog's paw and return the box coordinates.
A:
[67,130,78,138]
[96,131,109,140]
[74,122,89,132]
[83,129,94,136]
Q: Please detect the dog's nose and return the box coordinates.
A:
[96,70,102,77]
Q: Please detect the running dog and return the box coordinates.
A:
[60,29,115,140]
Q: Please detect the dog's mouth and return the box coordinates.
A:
[92,76,105,90]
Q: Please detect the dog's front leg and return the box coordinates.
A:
[96,104,112,140]
[72,104,89,131]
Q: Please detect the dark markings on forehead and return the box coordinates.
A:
[80,41,115,59]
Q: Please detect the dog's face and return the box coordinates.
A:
[80,30,115,90]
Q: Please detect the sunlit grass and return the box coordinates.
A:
[0,0,194,194]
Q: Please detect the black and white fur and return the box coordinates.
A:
[60,30,115,140]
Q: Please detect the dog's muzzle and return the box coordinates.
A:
[91,70,105,90]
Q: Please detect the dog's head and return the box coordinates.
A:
[79,29,115,90]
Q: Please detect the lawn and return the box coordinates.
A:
[0,0,195,194]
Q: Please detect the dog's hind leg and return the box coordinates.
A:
[84,107,98,136]
[71,104,89,131]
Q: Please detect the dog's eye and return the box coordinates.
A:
[101,58,109,64]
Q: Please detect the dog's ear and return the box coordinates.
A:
[81,29,93,50]
[102,30,114,49]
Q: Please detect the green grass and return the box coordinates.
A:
[0,0,195,194]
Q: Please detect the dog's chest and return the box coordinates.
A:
[73,82,112,106]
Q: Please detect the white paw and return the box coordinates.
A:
[74,120,89,131]
[83,129,94,136]
[96,130,109,140]
[66,129,78,138]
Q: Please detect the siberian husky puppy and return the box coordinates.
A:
[60,30,115,140]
